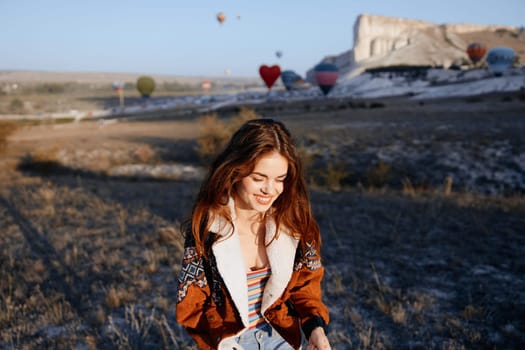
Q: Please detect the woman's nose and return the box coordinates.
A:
[261,180,273,194]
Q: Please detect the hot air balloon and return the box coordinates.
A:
[217,12,226,25]
[275,51,283,59]
[112,82,125,110]
[202,80,211,93]
[259,65,281,90]
[280,70,306,91]
[467,43,487,64]
[486,47,516,75]
[314,63,339,96]
[136,76,155,98]
[112,81,124,93]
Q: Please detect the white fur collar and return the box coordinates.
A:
[210,197,299,327]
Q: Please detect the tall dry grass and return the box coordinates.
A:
[196,107,260,163]
[0,121,18,155]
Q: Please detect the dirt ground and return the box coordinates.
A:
[1,94,524,349]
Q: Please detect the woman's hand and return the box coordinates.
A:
[306,327,331,350]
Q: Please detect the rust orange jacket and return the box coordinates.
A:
[176,198,330,349]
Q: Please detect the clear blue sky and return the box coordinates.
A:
[1,0,523,78]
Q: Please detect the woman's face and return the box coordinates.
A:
[234,151,288,213]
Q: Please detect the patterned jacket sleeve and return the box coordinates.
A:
[175,235,216,349]
[289,242,330,339]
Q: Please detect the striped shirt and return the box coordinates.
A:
[247,266,271,329]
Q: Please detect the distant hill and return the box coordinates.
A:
[0,70,260,87]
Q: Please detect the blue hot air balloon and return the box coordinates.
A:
[486,47,515,75]
[280,70,306,91]
[314,63,339,95]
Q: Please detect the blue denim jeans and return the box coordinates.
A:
[233,322,294,350]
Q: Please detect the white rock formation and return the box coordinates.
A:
[306,14,520,82]
[352,14,434,63]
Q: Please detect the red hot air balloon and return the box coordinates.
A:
[314,63,339,96]
[259,65,281,90]
[467,43,487,64]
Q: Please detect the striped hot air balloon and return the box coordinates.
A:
[314,63,339,96]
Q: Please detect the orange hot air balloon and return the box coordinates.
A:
[217,12,226,25]
[467,43,487,64]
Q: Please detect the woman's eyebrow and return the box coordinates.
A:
[252,172,287,178]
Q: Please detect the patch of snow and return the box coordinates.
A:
[108,163,205,181]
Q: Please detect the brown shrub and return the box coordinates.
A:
[366,161,391,187]
[8,98,25,113]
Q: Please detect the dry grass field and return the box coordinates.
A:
[1,92,525,349]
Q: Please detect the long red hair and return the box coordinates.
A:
[189,118,320,257]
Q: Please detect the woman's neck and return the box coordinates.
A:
[234,206,265,236]
[234,203,263,222]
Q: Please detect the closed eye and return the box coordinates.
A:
[251,172,287,182]
[276,174,287,182]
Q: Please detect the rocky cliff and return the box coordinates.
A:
[307,14,524,81]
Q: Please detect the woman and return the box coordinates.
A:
[176,118,331,350]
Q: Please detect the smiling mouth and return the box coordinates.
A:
[254,195,272,205]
